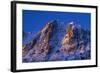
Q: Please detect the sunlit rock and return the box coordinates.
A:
[22,20,91,62]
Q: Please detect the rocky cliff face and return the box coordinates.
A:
[23,20,57,62]
[22,20,91,62]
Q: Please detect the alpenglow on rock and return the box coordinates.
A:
[22,20,58,62]
[22,20,91,62]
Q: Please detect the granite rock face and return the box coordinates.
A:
[23,20,57,62]
[22,20,91,62]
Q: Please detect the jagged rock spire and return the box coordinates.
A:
[23,20,57,62]
[23,20,91,62]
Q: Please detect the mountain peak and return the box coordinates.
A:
[69,21,74,25]
[23,20,90,62]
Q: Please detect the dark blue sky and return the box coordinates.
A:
[23,10,91,34]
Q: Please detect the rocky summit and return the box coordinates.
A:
[22,20,91,62]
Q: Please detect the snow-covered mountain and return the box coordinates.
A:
[22,20,91,62]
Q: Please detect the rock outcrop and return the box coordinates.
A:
[23,20,57,62]
[22,20,91,62]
